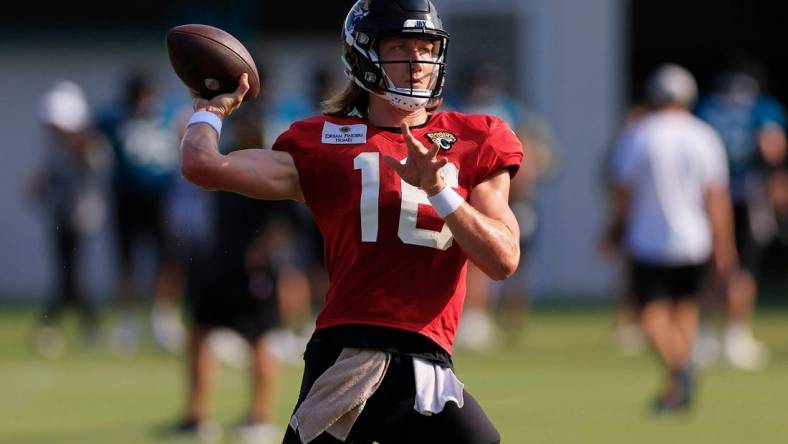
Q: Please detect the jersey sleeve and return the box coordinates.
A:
[272,120,320,203]
[474,117,525,186]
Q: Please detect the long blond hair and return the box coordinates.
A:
[321,79,444,118]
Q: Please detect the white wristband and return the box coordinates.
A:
[428,186,464,218]
[187,111,223,137]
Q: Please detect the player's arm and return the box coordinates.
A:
[447,170,520,280]
[179,74,304,201]
[704,131,737,278]
[705,184,737,278]
[181,125,303,201]
[604,183,630,254]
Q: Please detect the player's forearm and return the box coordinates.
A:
[706,186,737,270]
[179,123,223,189]
[607,185,630,245]
[444,205,520,280]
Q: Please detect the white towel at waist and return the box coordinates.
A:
[290,348,390,443]
[412,356,465,415]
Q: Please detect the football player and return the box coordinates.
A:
[179,1,523,442]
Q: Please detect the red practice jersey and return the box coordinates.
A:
[273,111,523,353]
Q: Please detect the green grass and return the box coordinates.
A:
[1,305,787,444]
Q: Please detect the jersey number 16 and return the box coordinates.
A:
[354,152,459,251]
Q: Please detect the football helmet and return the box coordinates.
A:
[341,0,450,111]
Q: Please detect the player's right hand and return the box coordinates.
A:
[191,73,250,119]
[384,122,448,196]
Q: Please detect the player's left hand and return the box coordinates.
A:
[383,123,448,195]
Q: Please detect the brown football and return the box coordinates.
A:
[165,24,260,101]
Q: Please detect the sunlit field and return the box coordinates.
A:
[1,304,786,444]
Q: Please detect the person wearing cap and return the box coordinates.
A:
[451,60,557,351]
[96,71,184,356]
[607,64,737,413]
[27,80,110,358]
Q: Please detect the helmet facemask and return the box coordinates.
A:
[373,37,446,111]
[342,0,449,112]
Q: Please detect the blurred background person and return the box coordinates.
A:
[26,80,110,359]
[260,64,347,356]
[96,70,184,356]
[693,61,786,370]
[267,64,343,302]
[168,105,288,444]
[450,61,556,349]
[764,152,788,281]
[762,155,788,296]
[608,64,736,413]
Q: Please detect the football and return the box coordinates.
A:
[165,24,260,101]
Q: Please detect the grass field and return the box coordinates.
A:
[1,305,787,444]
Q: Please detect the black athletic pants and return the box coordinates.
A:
[40,219,97,328]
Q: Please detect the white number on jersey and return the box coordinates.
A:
[354,153,460,250]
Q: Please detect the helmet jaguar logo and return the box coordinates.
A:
[346,2,369,35]
[426,131,457,150]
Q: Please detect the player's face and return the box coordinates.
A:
[378,37,439,90]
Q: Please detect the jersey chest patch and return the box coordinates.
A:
[322,122,368,144]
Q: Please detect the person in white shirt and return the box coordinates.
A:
[608,64,737,413]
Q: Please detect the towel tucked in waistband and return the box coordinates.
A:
[289,348,390,443]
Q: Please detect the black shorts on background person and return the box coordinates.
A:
[630,261,709,309]
[185,191,288,341]
[171,186,295,442]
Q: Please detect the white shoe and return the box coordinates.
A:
[208,328,250,368]
[723,327,769,371]
[151,301,185,354]
[264,328,308,366]
[195,420,222,444]
[165,418,222,444]
[235,422,281,444]
[455,309,498,352]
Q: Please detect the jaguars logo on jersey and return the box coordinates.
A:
[426,131,457,151]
